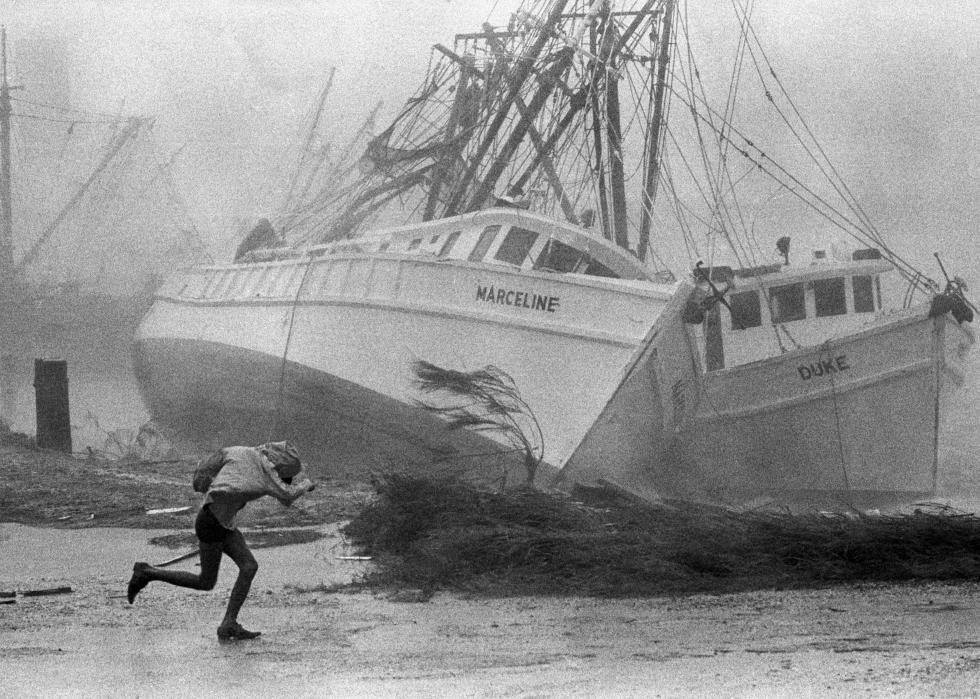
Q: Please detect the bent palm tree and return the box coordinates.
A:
[412,360,544,486]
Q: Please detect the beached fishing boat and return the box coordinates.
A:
[135,0,974,504]
[562,259,974,509]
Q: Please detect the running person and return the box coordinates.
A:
[126,441,315,640]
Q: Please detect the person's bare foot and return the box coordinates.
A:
[216,622,261,641]
[126,562,152,604]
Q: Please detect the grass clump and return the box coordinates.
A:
[341,474,980,597]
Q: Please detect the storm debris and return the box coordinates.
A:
[19,586,73,597]
[342,474,980,597]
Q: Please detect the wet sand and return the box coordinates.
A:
[3,522,980,697]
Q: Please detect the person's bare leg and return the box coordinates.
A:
[128,542,222,603]
[216,529,260,639]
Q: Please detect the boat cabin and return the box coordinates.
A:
[690,251,896,371]
[304,208,657,282]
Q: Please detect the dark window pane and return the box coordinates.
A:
[535,239,583,273]
[814,277,846,317]
[853,275,874,313]
[494,227,538,265]
[378,242,390,252]
[438,231,460,258]
[584,258,619,278]
[467,226,500,262]
[408,238,421,251]
[430,235,440,244]
[728,290,761,329]
[769,283,806,323]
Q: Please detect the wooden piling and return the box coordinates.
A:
[34,358,71,452]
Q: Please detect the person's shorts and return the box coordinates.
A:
[195,504,234,544]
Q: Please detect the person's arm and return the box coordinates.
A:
[258,460,314,506]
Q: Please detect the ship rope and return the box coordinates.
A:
[675,4,748,268]
[666,84,930,285]
[732,0,887,252]
[726,2,930,292]
[821,339,853,501]
[270,252,319,440]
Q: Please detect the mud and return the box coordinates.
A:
[3,522,980,697]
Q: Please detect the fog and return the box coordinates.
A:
[0,0,978,289]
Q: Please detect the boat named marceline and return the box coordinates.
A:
[135,0,974,507]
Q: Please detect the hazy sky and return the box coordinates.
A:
[1,0,978,281]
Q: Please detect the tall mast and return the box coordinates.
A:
[442,0,571,216]
[17,117,147,271]
[601,13,630,250]
[588,22,612,241]
[637,0,674,261]
[0,27,15,284]
[424,45,475,221]
[280,67,335,215]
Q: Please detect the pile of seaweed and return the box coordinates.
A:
[341,474,980,597]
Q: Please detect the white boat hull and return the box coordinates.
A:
[134,250,673,481]
[562,300,974,509]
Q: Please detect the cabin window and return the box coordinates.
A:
[769,283,806,323]
[813,277,846,317]
[407,238,422,251]
[535,239,583,273]
[378,241,390,252]
[584,258,619,278]
[430,235,440,244]
[438,231,460,258]
[853,275,875,313]
[728,290,762,329]
[467,225,500,262]
[494,227,538,266]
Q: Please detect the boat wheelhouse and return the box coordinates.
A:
[691,252,901,372]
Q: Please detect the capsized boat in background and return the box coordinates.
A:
[135,0,975,507]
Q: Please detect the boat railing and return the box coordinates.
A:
[161,249,675,344]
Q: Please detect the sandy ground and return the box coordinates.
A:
[2,522,980,698]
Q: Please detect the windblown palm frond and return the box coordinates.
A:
[412,360,544,485]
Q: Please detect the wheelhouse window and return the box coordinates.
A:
[728,290,762,329]
[494,226,538,266]
[583,258,619,278]
[535,239,583,273]
[467,225,500,262]
[407,238,422,251]
[852,275,875,313]
[430,235,440,244]
[438,231,460,258]
[378,241,390,252]
[769,283,806,323]
[813,277,846,317]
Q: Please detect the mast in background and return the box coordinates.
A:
[0,26,14,428]
[0,26,15,283]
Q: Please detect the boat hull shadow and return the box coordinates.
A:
[133,337,546,486]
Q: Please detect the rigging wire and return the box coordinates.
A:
[731,1,888,250]
[10,96,128,122]
[675,3,748,267]
[665,81,932,290]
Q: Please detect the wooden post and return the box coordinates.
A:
[34,359,72,452]
[0,353,16,426]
